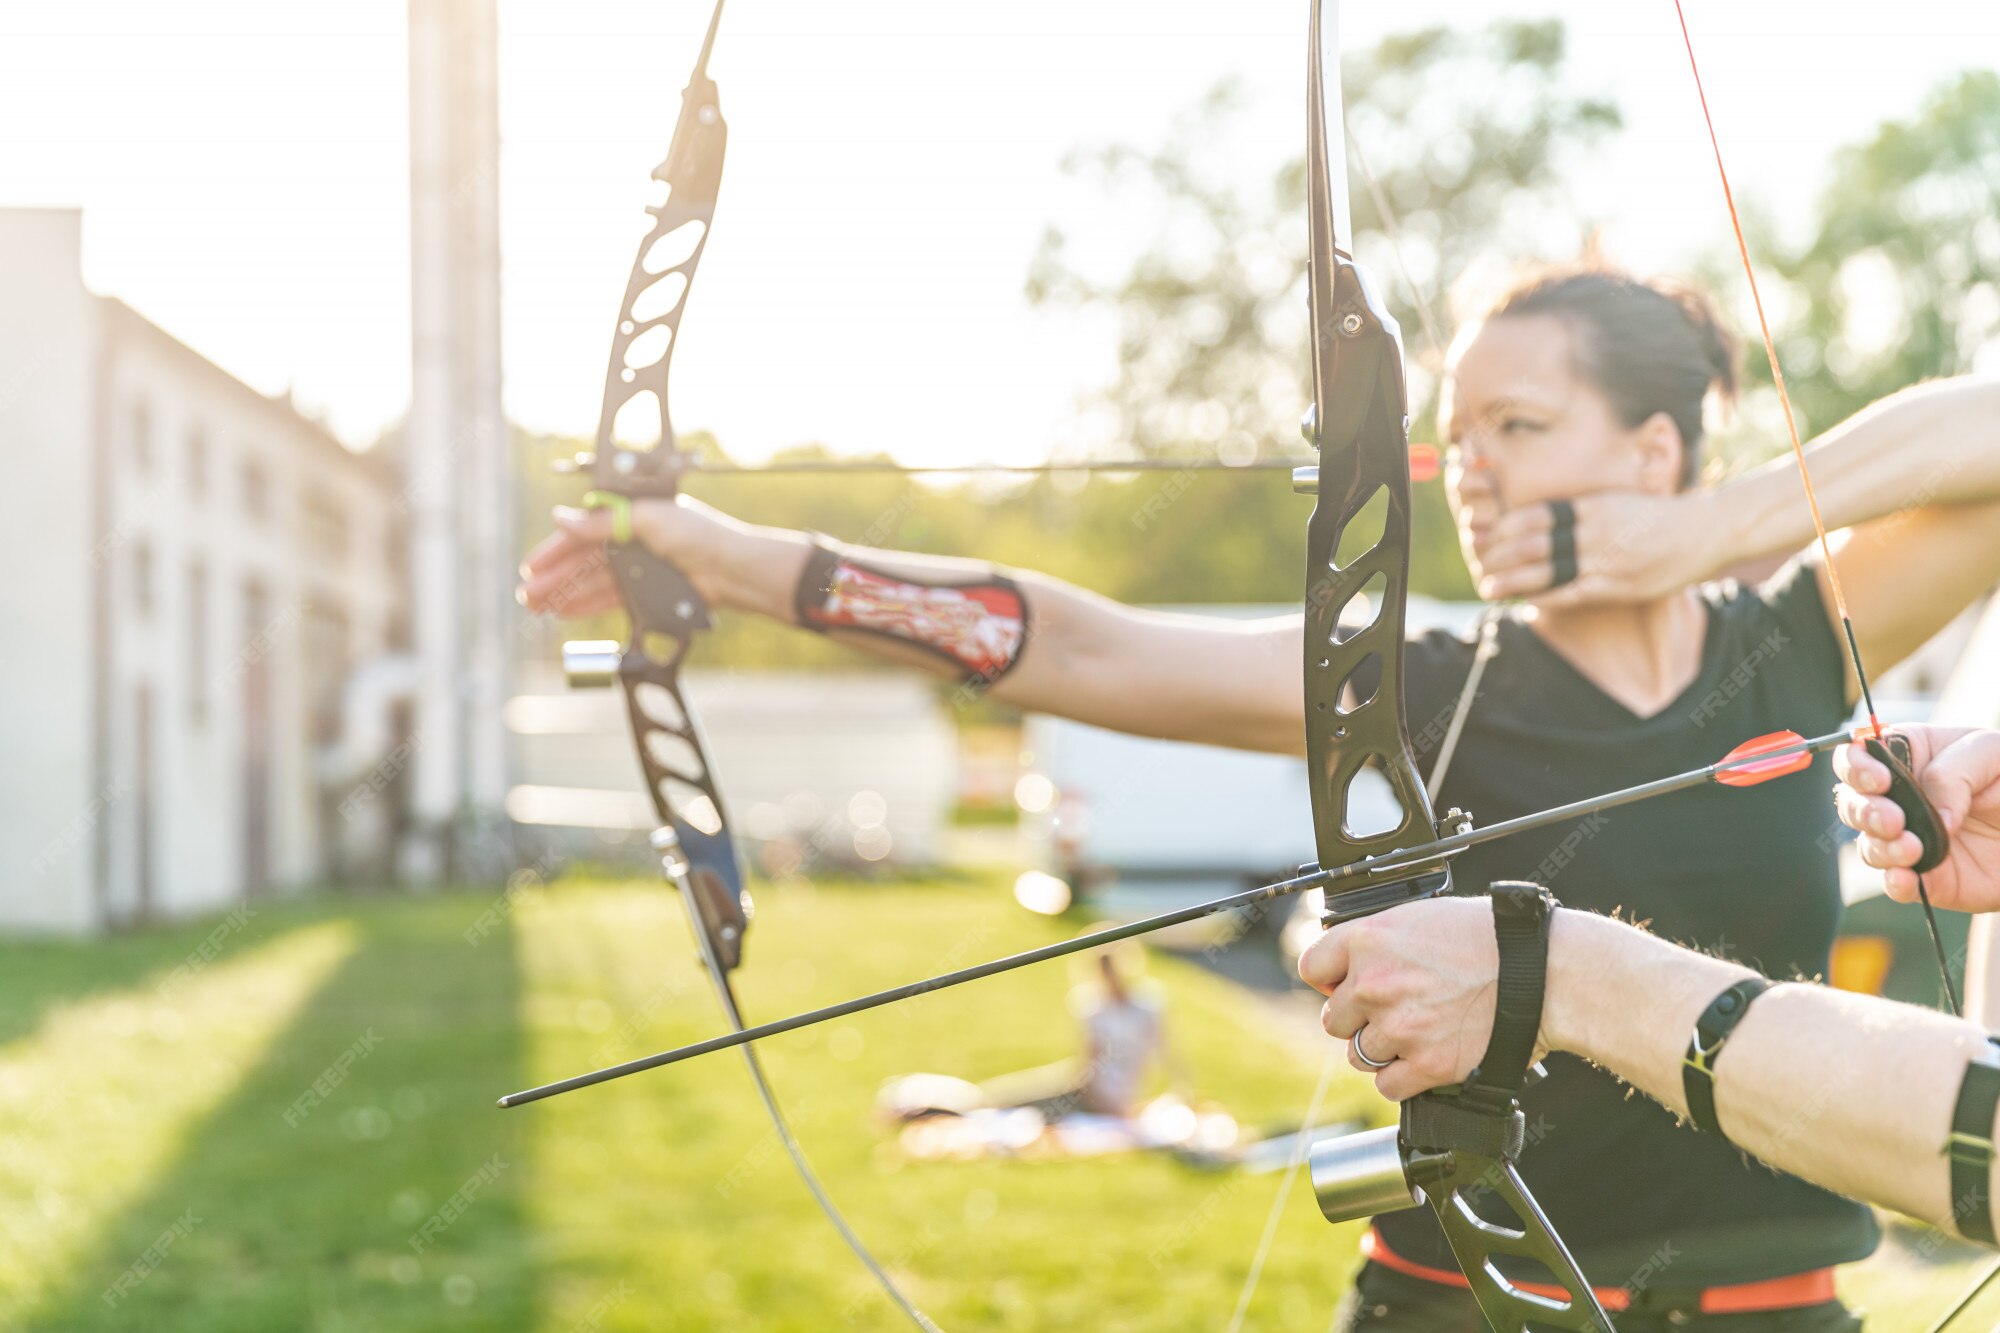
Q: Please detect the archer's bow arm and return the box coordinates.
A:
[521,497,1311,754]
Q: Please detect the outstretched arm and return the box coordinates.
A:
[519,497,1306,754]
[1300,898,1999,1241]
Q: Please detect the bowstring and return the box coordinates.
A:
[1226,1041,1348,1333]
[1923,1254,2000,1333]
[675,873,941,1331]
[1671,0,1961,1019]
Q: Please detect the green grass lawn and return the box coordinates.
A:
[0,873,1383,1331]
[0,872,1990,1331]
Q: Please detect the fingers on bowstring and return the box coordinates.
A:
[1473,523,1552,588]
[1836,781,1904,841]
[1833,739,1891,793]
[1881,866,1923,905]
[1855,826,1922,873]
[1868,735,1951,874]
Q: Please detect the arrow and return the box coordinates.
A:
[498,726,1868,1109]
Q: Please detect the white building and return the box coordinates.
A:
[0,208,407,931]
[508,666,960,874]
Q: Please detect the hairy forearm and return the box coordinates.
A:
[1705,375,2000,568]
[1544,909,1993,1232]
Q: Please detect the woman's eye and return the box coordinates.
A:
[1501,418,1542,435]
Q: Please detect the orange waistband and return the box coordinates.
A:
[1361,1227,1838,1315]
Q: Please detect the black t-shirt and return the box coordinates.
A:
[1371,560,1879,1285]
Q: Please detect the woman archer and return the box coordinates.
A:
[521,265,2000,1330]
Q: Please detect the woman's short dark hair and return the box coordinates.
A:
[1486,267,1739,488]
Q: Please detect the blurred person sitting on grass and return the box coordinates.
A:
[892,943,1188,1122]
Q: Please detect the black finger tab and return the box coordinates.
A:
[1867,733,1949,874]
[1546,499,1578,589]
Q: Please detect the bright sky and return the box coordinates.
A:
[1,1,1990,460]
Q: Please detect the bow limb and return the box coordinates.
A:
[563,6,936,1326]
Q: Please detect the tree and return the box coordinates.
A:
[1025,20,1620,598]
[1766,71,2000,434]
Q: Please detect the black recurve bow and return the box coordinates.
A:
[556,3,936,1326]
[1291,1,1613,1327]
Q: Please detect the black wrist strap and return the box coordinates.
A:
[792,537,843,625]
[1469,881,1556,1095]
[1947,1037,2000,1245]
[1682,975,1774,1140]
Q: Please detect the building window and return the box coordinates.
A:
[129,397,152,472]
[303,600,349,745]
[187,428,208,501]
[132,541,153,618]
[242,459,269,522]
[188,560,208,723]
[303,492,350,563]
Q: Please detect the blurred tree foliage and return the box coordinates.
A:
[1755,71,2000,437]
[518,21,1620,683]
[1023,20,1620,601]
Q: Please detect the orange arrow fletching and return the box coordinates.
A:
[1408,443,1440,483]
[1714,730,1812,787]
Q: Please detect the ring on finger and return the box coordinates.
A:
[1352,1024,1392,1070]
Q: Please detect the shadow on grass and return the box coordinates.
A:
[0,901,298,1050]
[20,894,532,1333]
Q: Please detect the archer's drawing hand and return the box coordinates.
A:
[1461,482,1710,608]
[518,497,788,619]
[1298,897,1514,1101]
[1836,725,2000,912]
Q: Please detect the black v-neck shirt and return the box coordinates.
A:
[1371,559,1879,1285]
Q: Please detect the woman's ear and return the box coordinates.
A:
[1634,410,1687,495]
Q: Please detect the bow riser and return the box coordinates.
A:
[1302,4,1611,1329]
[1302,254,1438,872]
[598,544,747,970]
